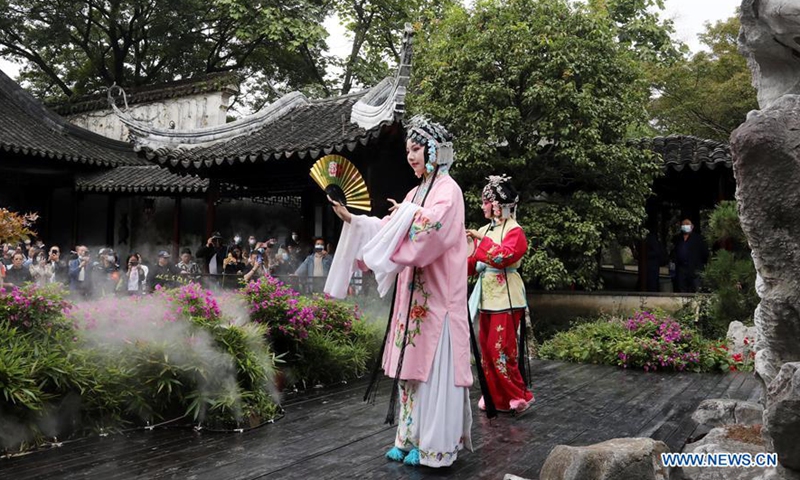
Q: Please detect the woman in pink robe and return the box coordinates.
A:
[326,116,472,468]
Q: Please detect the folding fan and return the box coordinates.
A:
[310,155,371,212]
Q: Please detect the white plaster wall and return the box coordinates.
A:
[66,91,232,141]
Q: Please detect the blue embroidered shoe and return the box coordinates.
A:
[386,447,406,462]
[403,448,421,466]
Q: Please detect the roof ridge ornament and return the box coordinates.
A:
[350,23,414,130]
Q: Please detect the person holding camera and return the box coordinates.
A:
[118,253,148,295]
[196,231,227,275]
[243,248,269,283]
[29,248,53,286]
[46,246,68,285]
[69,245,93,298]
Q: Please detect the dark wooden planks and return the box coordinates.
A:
[0,361,760,480]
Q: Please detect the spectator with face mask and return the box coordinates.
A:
[118,253,148,295]
[271,246,295,276]
[92,248,120,297]
[671,218,709,293]
[294,237,332,292]
[69,245,93,298]
[3,252,33,287]
[245,235,258,257]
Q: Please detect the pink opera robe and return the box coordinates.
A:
[381,175,473,388]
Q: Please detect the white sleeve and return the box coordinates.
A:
[361,202,420,297]
[324,214,383,299]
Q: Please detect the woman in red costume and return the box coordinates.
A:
[467,175,534,413]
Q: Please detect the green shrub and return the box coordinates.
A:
[699,201,758,337]
[539,310,749,373]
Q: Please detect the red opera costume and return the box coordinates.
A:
[467,175,533,413]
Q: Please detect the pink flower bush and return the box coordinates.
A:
[0,283,71,332]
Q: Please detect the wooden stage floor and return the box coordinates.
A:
[0,360,761,479]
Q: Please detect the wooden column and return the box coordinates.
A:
[106,195,116,247]
[72,191,81,249]
[638,238,647,292]
[205,180,219,239]
[172,196,182,259]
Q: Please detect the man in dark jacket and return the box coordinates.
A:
[151,251,181,291]
[196,232,227,275]
[672,219,709,293]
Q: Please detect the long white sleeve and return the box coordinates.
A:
[324,214,382,299]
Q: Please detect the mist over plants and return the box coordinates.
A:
[0,280,380,454]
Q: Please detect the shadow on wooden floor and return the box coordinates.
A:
[0,360,761,479]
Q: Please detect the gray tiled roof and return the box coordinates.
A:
[634,135,731,172]
[141,92,384,169]
[115,25,415,172]
[51,72,237,116]
[76,165,208,193]
[0,70,146,167]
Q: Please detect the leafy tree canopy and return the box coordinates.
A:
[409,0,665,289]
[0,0,452,107]
[649,15,757,142]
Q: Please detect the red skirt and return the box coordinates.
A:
[478,309,534,411]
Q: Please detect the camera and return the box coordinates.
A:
[255,247,266,264]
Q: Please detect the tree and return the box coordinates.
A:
[332,0,454,94]
[0,0,330,101]
[649,16,758,142]
[0,208,37,244]
[409,0,662,289]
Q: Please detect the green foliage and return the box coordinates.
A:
[292,319,382,386]
[539,311,745,373]
[0,0,329,100]
[410,0,664,289]
[706,200,747,248]
[699,201,758,337]
[0,280,374,452]
[649,16,758,142]
[701,251,758,337]
[242,277,382,387]
[332,0,455,94]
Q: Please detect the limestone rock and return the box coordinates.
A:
[538,437,669,480]
[763,362,800,470]
[739,0,800,109]
[692,399,763,428]
[730,94,800,390]
[681,426,767,480]
[728,321,758,357]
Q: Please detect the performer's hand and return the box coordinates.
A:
[387,198,400,213]
[466,229,484,241]
[327,195,352,224]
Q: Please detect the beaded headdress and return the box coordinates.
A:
[482,174,519,218]
[405,115,454,173]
